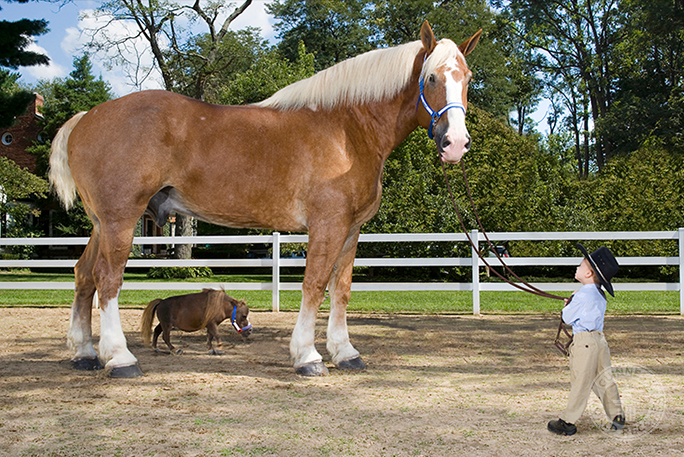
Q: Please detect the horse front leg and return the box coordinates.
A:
[206,323,223,355]
[290,225,354,376]
[326,229,365,370]
[93,223,143,377]
[68,230,103,371]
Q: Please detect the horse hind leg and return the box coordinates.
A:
[68,226,103,371]
[161,324,181,355]
[93,217,145,377]
[152,324,163,353]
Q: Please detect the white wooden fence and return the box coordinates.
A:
[1,229,683,315]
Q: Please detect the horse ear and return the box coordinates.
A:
[420,20,437,57]
[459,29,482,57]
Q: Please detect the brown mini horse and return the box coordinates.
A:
[49,21,480,377]
[141,289,251,355]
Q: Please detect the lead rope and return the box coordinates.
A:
[439,159,572,354]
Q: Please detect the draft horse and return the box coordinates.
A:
[49,21,480,377]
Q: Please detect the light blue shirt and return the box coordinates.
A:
[562,284,606,334]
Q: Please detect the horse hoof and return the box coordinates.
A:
[71,357,104,371]
[295,361,329,377]
[174,349,183,355]
[108,364,144,378]
[209,349,224,355]
[336,356,366,371]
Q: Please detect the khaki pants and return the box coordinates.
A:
[560,331,624,424]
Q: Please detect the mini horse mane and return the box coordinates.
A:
[258,39,460,112]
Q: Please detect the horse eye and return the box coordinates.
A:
[428,74,436,84]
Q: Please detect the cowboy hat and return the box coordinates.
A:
[576,243,619,297]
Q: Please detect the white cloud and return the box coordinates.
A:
[229,2,277,42]
[23,41,68,81]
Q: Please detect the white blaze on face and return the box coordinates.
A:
[439,59,471,164]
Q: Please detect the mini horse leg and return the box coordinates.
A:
[326,230,365,370]
[68,230,103,370]
[94,222,143,377]
[161,324,181,355]
[152,324,163,352]
[206,323,223,355]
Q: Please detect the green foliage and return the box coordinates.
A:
[0,70,34,128]
[0,2,49,128]
[146,267,214,280]
[171,28,269,101]
[268,0,376,70]
[599,0,684,154]
[34,55,115,139]
[0,157,48,256]
[215,41,316,105]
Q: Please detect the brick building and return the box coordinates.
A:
[0,93,44,173]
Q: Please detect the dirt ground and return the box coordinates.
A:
[0,308,682,457]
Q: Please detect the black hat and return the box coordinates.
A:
[577,244,619,297]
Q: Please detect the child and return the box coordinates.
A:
[547,244,625,436]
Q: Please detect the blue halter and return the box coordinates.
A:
[231,306,252,333]
[418,76,466,140]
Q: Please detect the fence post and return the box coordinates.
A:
[272,232,280,312]
[679,227,684,316]
[471,228,480,315]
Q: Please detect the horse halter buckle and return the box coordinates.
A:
[231,306,252,333]
[418,75,466,140]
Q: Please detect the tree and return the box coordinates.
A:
[0,156,48,248]
[216,40,315,105]
[600,0,684,154]
[0,0,49,128]
[267,0,375,71]
[499,0,622,171]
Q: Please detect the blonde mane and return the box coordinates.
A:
[258,39,461,111]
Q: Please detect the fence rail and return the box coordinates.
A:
[1,229,682,315]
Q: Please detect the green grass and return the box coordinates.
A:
[0,272,679,314]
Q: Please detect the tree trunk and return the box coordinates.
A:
[172,214,193,259]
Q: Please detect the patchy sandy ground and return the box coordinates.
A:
[0,308,682,456]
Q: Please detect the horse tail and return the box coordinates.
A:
[201,289,224,329]
[141,298,162,347]
[49,111,88,211]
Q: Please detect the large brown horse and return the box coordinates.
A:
[49,21,480,377]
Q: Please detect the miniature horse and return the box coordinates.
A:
[141,289,251,355]
[49,21,480,377]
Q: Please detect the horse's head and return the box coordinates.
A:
[230,299,252,337]
[417,21,481,164]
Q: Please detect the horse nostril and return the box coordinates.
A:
[441,137,451,150]
[465,135,472,151]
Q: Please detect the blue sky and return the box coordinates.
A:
[2,0,276,96]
